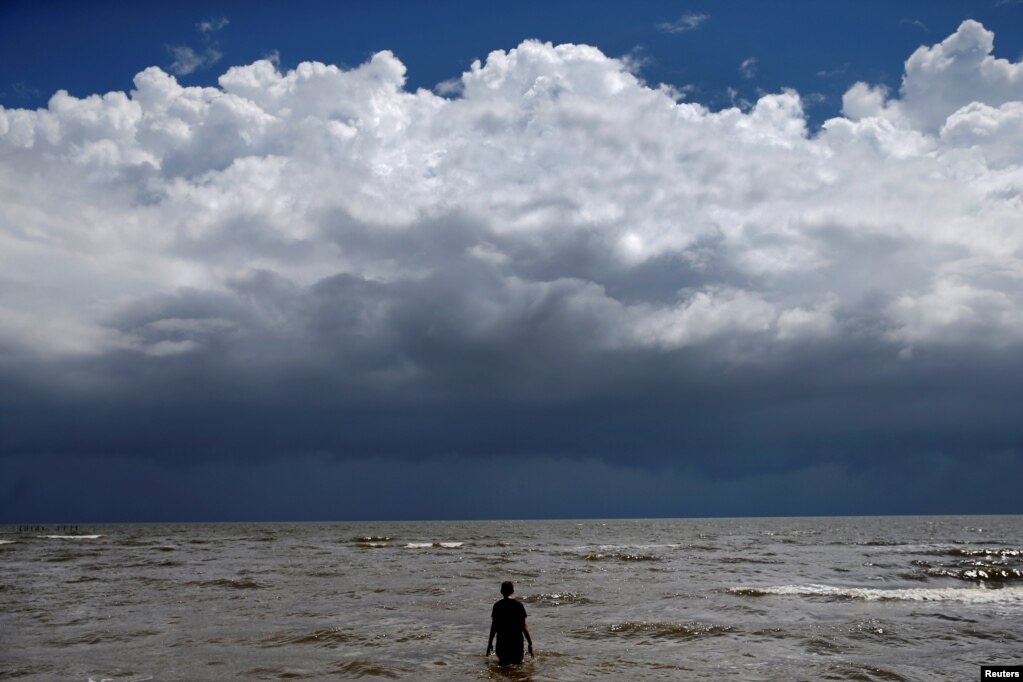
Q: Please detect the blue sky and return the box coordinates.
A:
[5,1,1021,121]
[2,2,1023,522]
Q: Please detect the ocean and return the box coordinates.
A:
[1,516,1021,681]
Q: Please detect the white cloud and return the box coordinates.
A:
[887,277,1023,349]
[843,20,1023,133]
[631,289,777,349]
[740,57,757,80]
[656,12,709,34]
[901,20,1023,130]
[167,45,222,76]
[775,299,838,341]
[900,18,929,33]
[168,16,229,76]
[262,49,281,67]
[941,100,1023,168]
[198,17,229,35]
[2,24,1023,373]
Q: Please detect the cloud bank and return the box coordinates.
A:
[2,21,1022,516]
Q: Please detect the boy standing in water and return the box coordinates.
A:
[486,581,534,665]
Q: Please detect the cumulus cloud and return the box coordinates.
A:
[843,20,1023,133]
[1,22,1023,478]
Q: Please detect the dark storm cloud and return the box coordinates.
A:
[4,275,1022,474]
[2,23,1023,518]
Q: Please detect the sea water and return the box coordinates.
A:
[1,516,1021,680]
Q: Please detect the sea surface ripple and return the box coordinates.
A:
[1,516,1021,680]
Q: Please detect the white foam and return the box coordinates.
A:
[596,543,680,551]
[41,534,103,540]
[731,583,1023,604]
[0,539,17,545]
[404,541,464,549]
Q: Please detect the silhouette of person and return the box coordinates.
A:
[486,581,534,665]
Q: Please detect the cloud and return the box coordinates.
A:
[739,57,757,79]
[1,24,1023,502]
[0,82,42,105]
[262,49,282,67]
[843,20,1023,133]
[167,15,229,76]
[900,18,929,32]
[198,17,229,35]
[656,12,709,34]
[167,45,222,76]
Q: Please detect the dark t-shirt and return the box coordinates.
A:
[491,598,527,662]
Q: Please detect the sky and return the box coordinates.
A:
[2,1,1023,522]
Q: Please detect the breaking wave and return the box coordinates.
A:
[926,567,1023,582]
[912,547,1023,582]
[729,584,1023,603]
[521,591,591,606]
[946,548,1020,558]
[583,552,660,562]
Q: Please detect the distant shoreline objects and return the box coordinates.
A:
[15,524,87,534]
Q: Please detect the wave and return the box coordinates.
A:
[572,621,733,641]
[67,575,104,583]
[330,659,407,678]
[719,556,784,565]
[521,591,591,606]
[584,552,659,562]
[194,578,266,590]
[859,540,903,546]
[245,666,315,679]
[61,629,161,646]
[916,546,1022,559]
[910,547,1023,582]
[354,542,389,548]
[0,539,17,545]
[729,584,1023,603]
[947,548,1021,557]
[926,567,1023,582]
[404,542,463,549]
[264,627,360,648]
[305,569,346,578]
[352,535,394,543]
[41,534,103,540]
